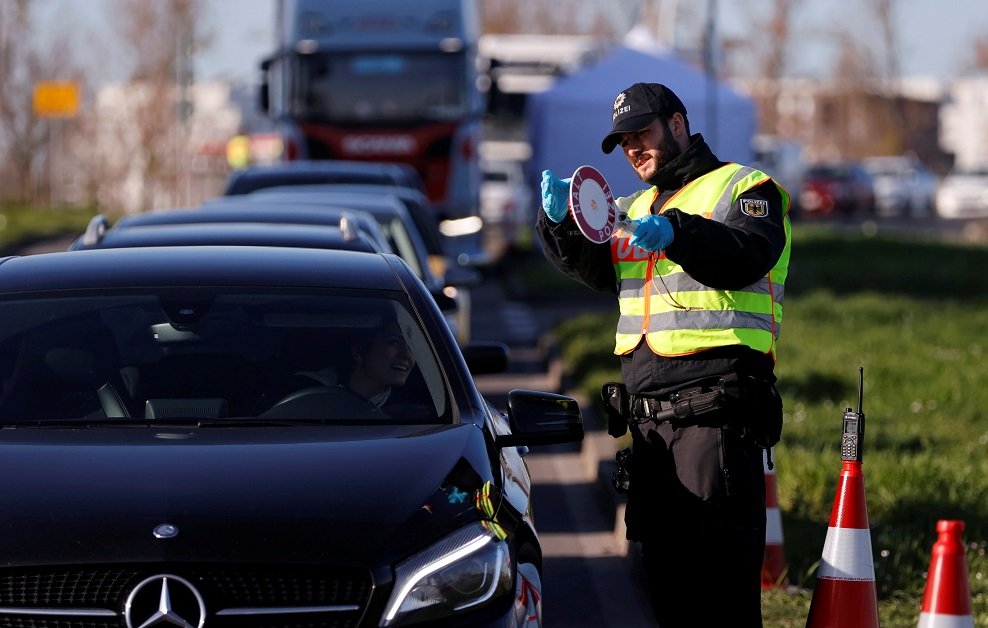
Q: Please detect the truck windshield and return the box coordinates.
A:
[296,51,468,123]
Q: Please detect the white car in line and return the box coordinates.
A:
[935,167,988,219]
[480,158,533,250]
[862,156,938,218]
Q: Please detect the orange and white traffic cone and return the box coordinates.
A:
[918,519,974,628]
[762,449,789,589]
[805,459,880,628]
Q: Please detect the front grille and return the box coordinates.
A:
[200,567,367,607]
[0,620,113,628]
[0,567,138,607]
[0,565,373,628]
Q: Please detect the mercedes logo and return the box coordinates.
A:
[153,523,179,539]
[124,574,206,628]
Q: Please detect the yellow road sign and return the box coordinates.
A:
[33,81,81,118]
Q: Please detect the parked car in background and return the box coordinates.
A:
[235,186,450,278]
[0,245,584,628]
[935,167,988,219]
[208,192,478,344]
[480,158,533,253]
[72,208,393,260]
[85,201,471,344]
[798,162,876,217]
[224,163,490,269]
[70,216,389,253]
[223,160,424,196]
[862,155,938,218]
[750,135,805,212]
[287,183,491,269]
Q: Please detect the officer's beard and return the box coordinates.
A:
[644,131,684,187]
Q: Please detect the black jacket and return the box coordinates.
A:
[536,134,788,394]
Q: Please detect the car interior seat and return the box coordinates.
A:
[2,314,136,420]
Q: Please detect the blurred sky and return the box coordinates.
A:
[31,0,988,85]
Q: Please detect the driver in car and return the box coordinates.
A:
[343,318,416,409]
[260,310,427,420]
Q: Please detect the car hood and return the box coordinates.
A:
[0,423,498,567]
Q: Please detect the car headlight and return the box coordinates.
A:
[380,522,512,626]
[439,216,484,237]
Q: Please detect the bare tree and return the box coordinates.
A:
[970,33,988,71]
[868,0,907,153]
[480,0,526,33]
[107,0,203,211]
[479,0,631,37]
[757,0,801,82]
[722,0,803,135]
[822,31,881,159]
[870,0,900,83]
[0,0,77,204]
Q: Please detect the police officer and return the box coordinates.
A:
[537,82,791,627]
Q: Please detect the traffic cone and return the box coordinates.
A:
[762,448,789,588]
[918,520,974,627]
[805,460,880,628]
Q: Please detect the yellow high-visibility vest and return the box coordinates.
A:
[610,163,791,358]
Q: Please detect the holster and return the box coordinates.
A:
[629,374,740,439]
[628,373,783,450]
[600,381,630,438]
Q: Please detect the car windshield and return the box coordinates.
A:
[0,289,450,425]
[296,51,468,123]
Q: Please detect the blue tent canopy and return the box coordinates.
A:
[526,45,756,199]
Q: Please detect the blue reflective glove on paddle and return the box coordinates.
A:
[540,169,571,223]
[629,214,675,251]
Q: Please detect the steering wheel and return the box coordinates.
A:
[261,385,386,420]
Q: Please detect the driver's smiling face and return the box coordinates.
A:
[360,324,415,389]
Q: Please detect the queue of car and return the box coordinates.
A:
[934,166,988,219]
[0,159,580,628]
[793,155,988,221]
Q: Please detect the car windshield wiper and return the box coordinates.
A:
[194,417,334,427]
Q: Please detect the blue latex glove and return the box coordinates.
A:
[629,214,674,251]
[540,170,571,223]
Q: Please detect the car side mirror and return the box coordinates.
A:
[495,390,584,448]
[462,342,508,375]
[432,290,458,314]
[444,262,482,288]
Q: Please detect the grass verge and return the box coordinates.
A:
[0,203,98,254]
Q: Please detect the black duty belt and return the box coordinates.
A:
[631,397,675,422]
[629,378,732,428]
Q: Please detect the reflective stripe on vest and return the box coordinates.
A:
[610,163,791,357]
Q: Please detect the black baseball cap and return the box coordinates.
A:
[601,82,687,154]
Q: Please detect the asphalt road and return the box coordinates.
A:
[469,276,657,627]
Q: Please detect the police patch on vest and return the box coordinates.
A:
[740,198,769,217]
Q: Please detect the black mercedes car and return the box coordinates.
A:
[0,246,583,627]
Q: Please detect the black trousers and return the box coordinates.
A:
[626,421,767,627]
